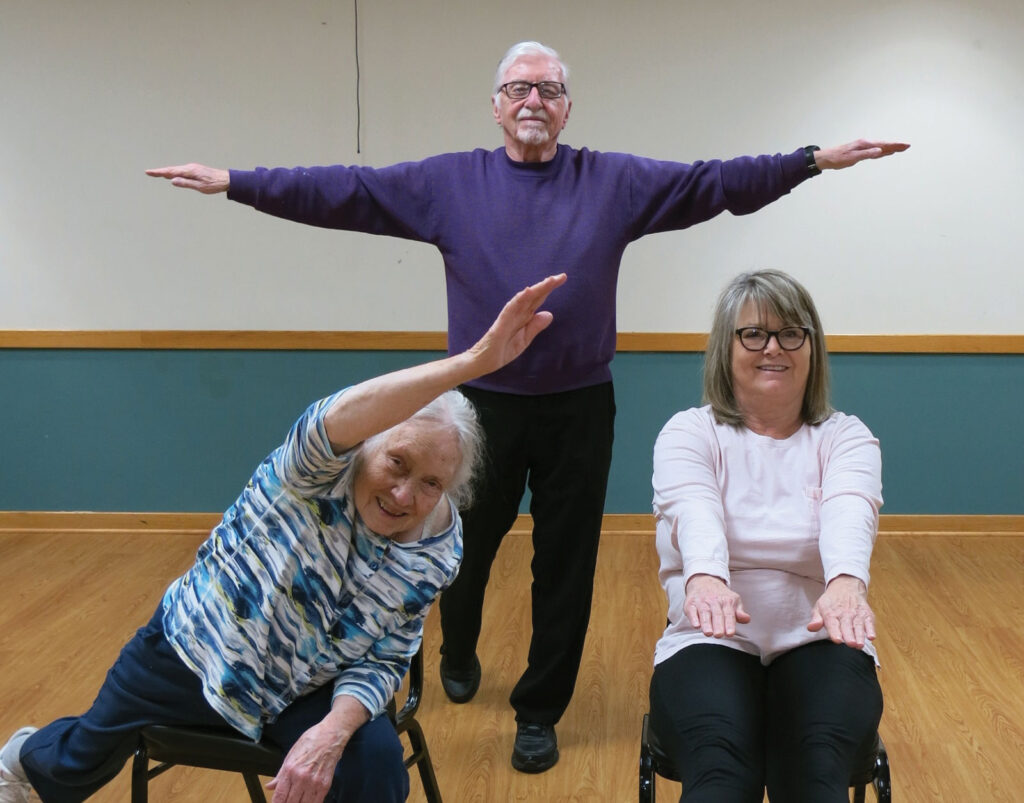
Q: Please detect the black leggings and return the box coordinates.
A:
[649,641,882,803]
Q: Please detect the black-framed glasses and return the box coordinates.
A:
[734,326,810,351]
[499,81,566,100]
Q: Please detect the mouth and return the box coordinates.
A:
[757,365,788,372]
[376,498,406,519]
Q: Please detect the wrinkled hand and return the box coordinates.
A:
[808,574,876,648]
[145,163,230,194]
[815,139,910,171]
[266,721,345,803]
[467,274,567,375]
[684,574,750,638]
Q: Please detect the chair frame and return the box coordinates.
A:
[131,645,442,802]
[639,712,891,802]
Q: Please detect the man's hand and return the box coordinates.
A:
[815,139,910,171]
[145,163,230,194]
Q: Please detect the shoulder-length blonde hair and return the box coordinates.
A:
[703,270,832,426]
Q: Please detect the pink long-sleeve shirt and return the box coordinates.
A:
[652,405,883,667]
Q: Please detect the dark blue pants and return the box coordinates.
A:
[439,382,615,724]
[20,608,409,803]
[649,641,883,803]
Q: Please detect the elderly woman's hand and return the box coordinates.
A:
[807,574,876,649]
[267,722,344,802]
[323,273,566,452]
[467,273,567,374]
[266,696,368,803]
[684,574,750,638]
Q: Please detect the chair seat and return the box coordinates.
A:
[850,731,884,786]
[139,724,283,776]
[642,715,679,782]
[639,713,890,802]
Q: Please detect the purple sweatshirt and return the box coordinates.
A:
[227,144,810,395]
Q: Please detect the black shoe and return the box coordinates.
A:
[511,721,559,773]
[439,654,481,703]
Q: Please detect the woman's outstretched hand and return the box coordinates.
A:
[808,574,876,648]
[684,573,751,638]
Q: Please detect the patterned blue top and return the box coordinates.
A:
[161,390,463,739]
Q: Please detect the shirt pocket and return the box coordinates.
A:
[803,486,822,527]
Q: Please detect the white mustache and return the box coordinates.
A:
[517,108,549,122]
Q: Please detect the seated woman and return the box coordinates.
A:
[649,269,883,803]
[0,274,566,803]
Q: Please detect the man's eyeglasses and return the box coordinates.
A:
[499,81,567,101]
[734,326,810,351]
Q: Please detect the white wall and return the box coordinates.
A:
[3,0,1021,334]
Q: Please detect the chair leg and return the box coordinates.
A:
[639,714,656,803]
[130,743,150,803]
[852,784,866,803]
[874,742,892,803]
[401,719,443,803]
[242,771,268,802]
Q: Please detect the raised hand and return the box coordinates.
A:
[467,273,567,375]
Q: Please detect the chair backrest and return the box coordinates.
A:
[395,640,425,728]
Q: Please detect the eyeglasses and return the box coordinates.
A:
[734,326,810,351]
[499,81,567,100]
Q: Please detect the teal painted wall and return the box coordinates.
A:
[2,349,1021,514]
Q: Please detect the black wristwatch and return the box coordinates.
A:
[804,145,821,176]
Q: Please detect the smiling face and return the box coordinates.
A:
[352,421,461,542]
[730,300,811,423]
[492,53,571,162]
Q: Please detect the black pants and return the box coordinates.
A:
[439,382,615,724]
[649,641,883,803]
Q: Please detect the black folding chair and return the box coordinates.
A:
[132,645,442,802]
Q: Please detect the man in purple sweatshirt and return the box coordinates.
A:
[148,40,908,775]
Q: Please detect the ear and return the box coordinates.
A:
[562,99,572,129]
[492,95,501,124]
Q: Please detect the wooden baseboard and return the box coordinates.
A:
[0,511,1020,536]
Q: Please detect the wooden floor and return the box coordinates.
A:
[1,529,1023,802]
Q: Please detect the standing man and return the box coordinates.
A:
[148,40,908,774]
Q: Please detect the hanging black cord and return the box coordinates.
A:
[354,0,361,153]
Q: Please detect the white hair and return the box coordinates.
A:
[492,40,570,96]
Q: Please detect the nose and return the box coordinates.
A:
[524,85,544,106]
[762,333,782,353]
[391,478,415,506]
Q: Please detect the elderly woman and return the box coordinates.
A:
[0,274,566,803]
[649,270,883,802]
